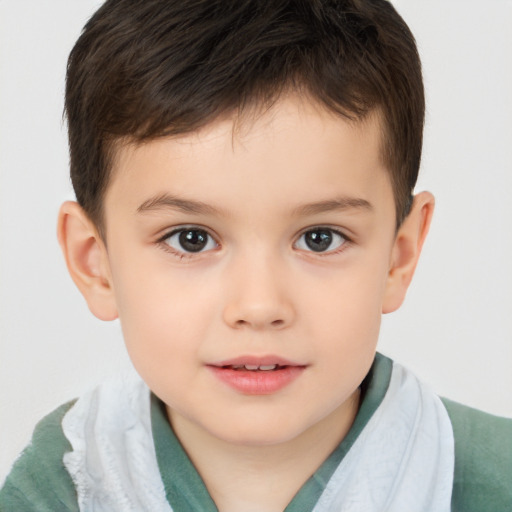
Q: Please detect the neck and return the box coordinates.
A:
[167,388,360,512]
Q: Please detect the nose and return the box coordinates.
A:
[222,254,295,330]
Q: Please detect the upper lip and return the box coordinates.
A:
[209,355,305,368]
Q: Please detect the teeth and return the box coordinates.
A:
[243,364,278,371]
[226,364,280,371]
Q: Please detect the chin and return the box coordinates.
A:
[205,415,314,447]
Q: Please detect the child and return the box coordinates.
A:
[1,0,510,510]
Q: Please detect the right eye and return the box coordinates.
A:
[163,228,218,254]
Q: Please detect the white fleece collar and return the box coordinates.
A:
[62,362,454,512]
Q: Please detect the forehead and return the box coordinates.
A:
[113,95,384,166]
[105,97,392,223]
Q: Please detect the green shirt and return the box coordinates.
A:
[1,354,511,511]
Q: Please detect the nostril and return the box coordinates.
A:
[223,301,294,330]
[233,318,285,328]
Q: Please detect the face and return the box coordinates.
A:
[102,98,398,447]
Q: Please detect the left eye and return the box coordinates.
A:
[164,228,217,253]
[295,228,347,253]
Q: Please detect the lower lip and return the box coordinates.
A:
[208,366,305,395]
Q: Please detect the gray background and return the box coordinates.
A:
[1,0,511,481]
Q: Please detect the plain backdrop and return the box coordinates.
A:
[1,0,511,482]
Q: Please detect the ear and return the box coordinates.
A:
[57,201,118,321]
[382,191,435,314]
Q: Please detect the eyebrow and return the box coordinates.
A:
[293,197,373,216]
[137,193,373,218]
[137,194,223,216]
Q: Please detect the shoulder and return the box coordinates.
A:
[0,401,79,512]
[441,397,512,512]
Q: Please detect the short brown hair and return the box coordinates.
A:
[65,0,424,234]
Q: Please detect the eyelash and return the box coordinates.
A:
[157,226,219,260]
[294,226,351,256]
[156,226,352,259]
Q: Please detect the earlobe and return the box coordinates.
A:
[57,201,118,321]
[382,191,435,314]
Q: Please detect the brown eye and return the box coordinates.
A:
[295,228,346,253]
[165,228,217,253]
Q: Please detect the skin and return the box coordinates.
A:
[58,97,434,512]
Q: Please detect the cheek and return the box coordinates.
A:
[307,255,388,328]
[305,264,386,391]
[109,255,218,372]
[302,253,390,383]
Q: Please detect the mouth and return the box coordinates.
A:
[209,357,306,373]
[217,363,291,372]
[207,356,306,394]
